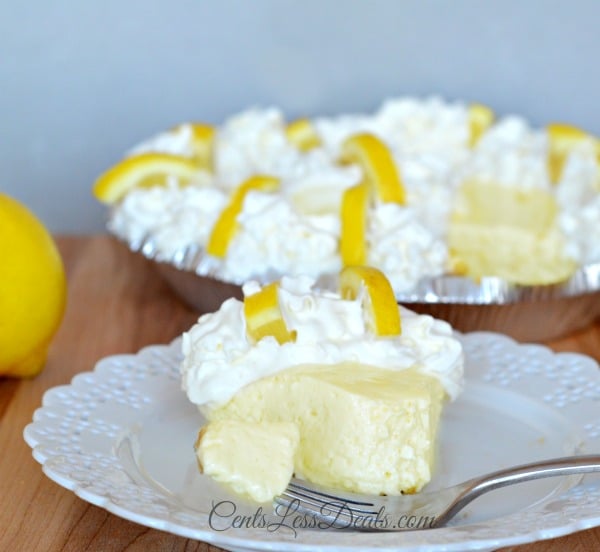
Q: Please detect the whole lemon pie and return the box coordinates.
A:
[95,97,600,292]
[181,267,464,503]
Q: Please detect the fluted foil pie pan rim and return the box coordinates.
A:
[110,219,600,306]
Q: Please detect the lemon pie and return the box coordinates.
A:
[99,97,600,291]
[182,267,463,502]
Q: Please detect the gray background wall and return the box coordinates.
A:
[2,0,599,233]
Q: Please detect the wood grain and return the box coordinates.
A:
[1,235,598,552]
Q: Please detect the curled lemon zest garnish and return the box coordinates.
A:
[547,123,599,183]
[181,122,216,168]
[340,182,369,266]
[93,152,200,204]
[339,265,401,336]
[286,118,321,151]
[468,103,494,147]
[243,282,297,344]
[206,175,280,257]
[339,133,406,204]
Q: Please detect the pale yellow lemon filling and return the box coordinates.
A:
[196,420,299,503]
[449,180,577,284]
[201,363,444,499]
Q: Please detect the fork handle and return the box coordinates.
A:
[442,454,600,523]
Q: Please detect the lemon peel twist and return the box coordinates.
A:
[93,152,201,204]
[339,133,406,204]
[546,123,600,183]
[206,175,280,258]
[339,182,369,266]
[286,118,321,151]
[468,103,494,147]
[337,133,406,267]
[173,122,216,168]
[243,282,297,345]
[339,265,401,336]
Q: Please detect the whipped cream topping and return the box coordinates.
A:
[556,141,600,263]
[181,276,464,408]
[107,96,600,292]
[128,124,199,158]
[214,108,301,187]
[368,203,448,292]
[559,197,600,264]
[108,181,225,257]
[314,96,469,161]
[462,117,549,190]
[220,192,341,281]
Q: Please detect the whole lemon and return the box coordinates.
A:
[0,193,67,377]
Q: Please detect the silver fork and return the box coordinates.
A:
[275,455,600,531]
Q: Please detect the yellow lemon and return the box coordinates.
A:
[285,118,321,151]
[339,182,369,266]
[93,152,201,205]
[339,133,406,204]
[468,103,494,147]
[547,123,599,183]
[0,194,67,377]
[244,282,297,344]
[339,265,401,336]
[206,175,280,257]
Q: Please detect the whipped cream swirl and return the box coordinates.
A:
[181,276,464,408]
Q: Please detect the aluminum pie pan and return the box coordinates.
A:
[112,228,600,342]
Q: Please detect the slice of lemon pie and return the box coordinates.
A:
[181,267,464,503]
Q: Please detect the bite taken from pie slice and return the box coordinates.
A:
[448,179,577,284]
[182,267,464,503]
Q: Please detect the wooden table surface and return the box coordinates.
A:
[1,235,599,552]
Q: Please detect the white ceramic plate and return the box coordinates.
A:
[24,333,600,552]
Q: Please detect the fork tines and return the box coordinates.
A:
[275,478,381,528]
